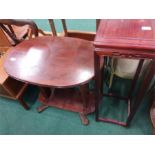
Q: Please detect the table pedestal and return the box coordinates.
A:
[37,86,95,125]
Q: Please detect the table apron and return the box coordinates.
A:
[94,48,155,59]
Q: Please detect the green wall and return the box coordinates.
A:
[33,19,96,32]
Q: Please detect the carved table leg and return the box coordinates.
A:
[79,84,90,125]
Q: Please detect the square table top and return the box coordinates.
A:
[94,19,155,52]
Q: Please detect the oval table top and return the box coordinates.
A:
[4,36,94,88]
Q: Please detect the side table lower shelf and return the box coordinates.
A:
[38,88,95,125]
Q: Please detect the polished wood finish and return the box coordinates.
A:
[38,87,95,125]
[94,19,155,126]
[95,19,155,53]
[5,36,94,88]
[4,36,95,124]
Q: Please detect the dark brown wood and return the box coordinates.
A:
[65,31,95,41]
[40,87,51,99]
[94,52,101,121]
[38,84,94,125]
[79,84,90,125]
[48,19,57,36]
[95,19,155,52]
[96,19,100,31]
[4,35,95,124]
[0,19,38,41]
[38,88,95,115]
[94,19,155,126]
[0,25,29,47]
[18,97,30,110]
[61,19,68,36]
[0,20,40,109]
[4,36,94,88]
[38,88,95,125]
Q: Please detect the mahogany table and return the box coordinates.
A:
[94,19,155,127]
[4,36,95,125]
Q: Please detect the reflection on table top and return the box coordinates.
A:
[4,36,94,88]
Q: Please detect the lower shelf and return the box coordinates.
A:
[38,88,95,114]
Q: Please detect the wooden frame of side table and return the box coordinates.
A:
[94,49,155,126]
[94,19,155,127]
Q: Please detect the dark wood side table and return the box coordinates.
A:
[4,36,95,125]
[94,19,155,127]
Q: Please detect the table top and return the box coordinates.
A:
[4,36,94,88]
[94,19,155,52]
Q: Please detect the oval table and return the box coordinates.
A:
[4,36,95,125]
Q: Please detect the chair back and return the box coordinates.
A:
[0,19,39,46]
[48,19,68,36]
[48,19,99,41]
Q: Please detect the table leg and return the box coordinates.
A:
[79,84,89,125]
[128,59,144,99]
[94,52,102,121]
[100,63,104,94]
[37,87,54,112]
[40,87,51,99]
[18,97,30,110]
[127,60,155,125]
[37,104,49,112]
